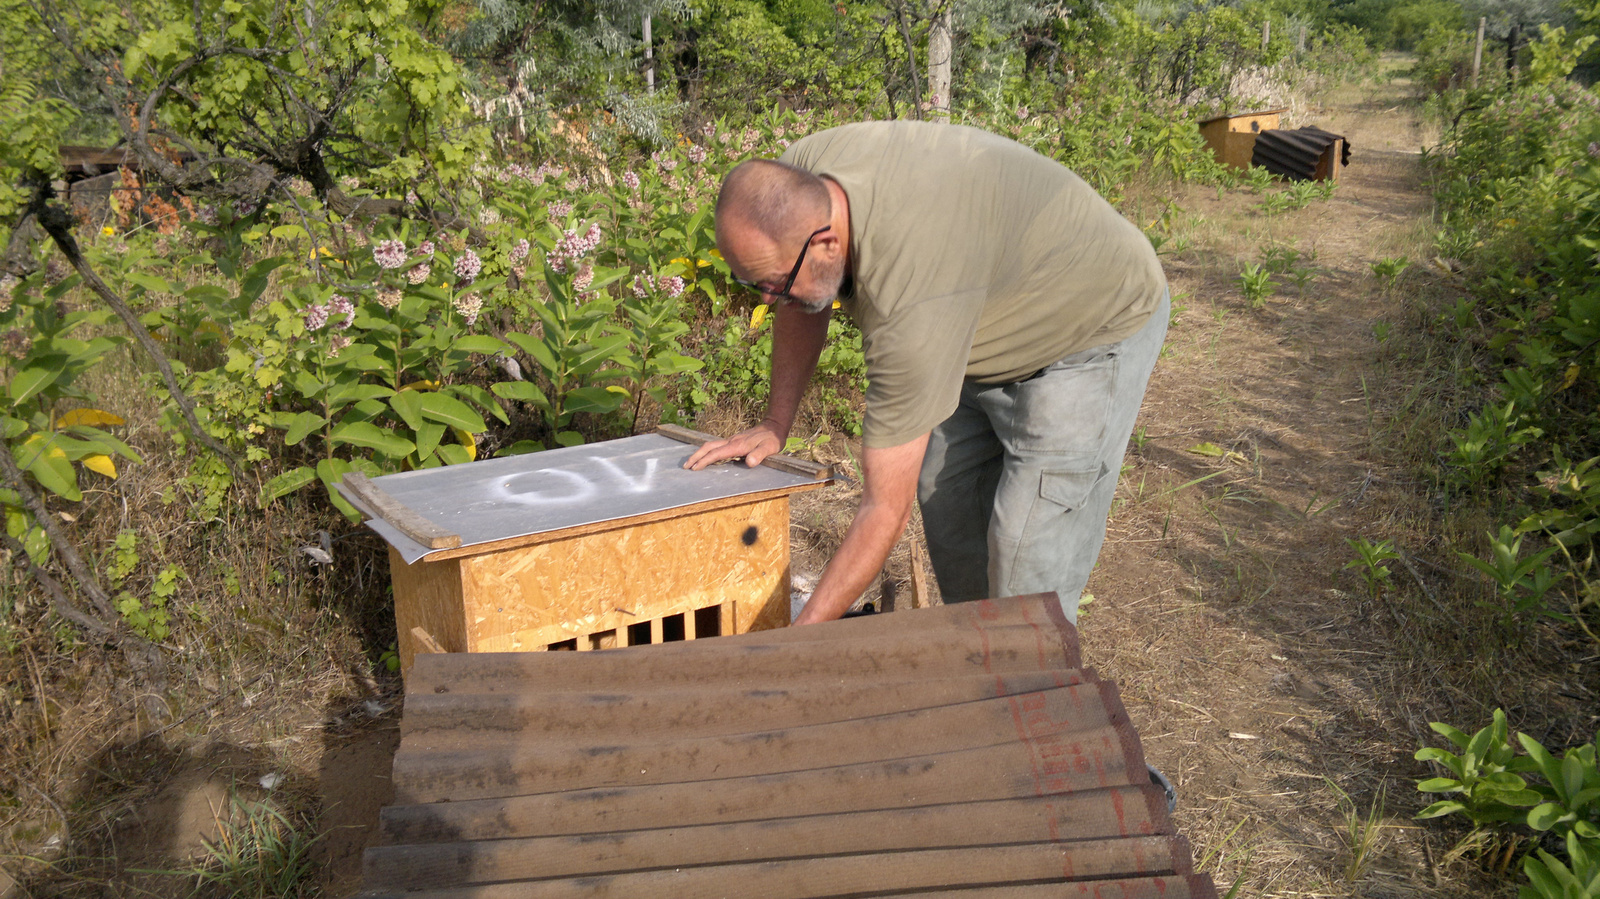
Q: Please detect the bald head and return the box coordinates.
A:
[715,159,831,247]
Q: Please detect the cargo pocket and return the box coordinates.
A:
[1039,464,1108,512]
[1010,352,1119,454]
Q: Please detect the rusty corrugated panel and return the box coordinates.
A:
[1251,126,1352,181]
[358,594,1217,899]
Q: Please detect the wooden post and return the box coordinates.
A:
[643,13,654,93]
[1261,19,1270,53]
[1472,18,1486,87]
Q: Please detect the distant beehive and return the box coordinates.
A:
[1198,108,1286,171]
[1251,126,1351,182]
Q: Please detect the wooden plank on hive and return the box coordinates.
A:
[812,878,1220,899]
[404,620,1078,695]
[377,725,1149,844]
[390,682,1132,803]
[398,670,1091,740]
[362,787,1170,889]
[656,423,833,480]
[690,591,1069,647]
[355,837,1197,899]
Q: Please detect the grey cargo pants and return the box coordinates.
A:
[917,291,1168,622]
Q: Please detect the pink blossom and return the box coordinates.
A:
[407,262,431,285]
[687,145,708,164]
[510,238,530,264]
[660,275,685,297]
[622,171,641,191]
[550,200,573,219]
[373,240,407,269]
[419,240,435,256]
[453,291,483,325]
[329,294,356,329]
[573,264,594,295]
[454,249,482,283]
[304,304,330,331]
[377,287,402,309]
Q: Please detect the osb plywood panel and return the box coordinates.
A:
[459,496,790,652]
[390,546,469,675]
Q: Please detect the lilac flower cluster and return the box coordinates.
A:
[373,239,407,269]
[550,200,573,220]
[453,291,483,326]
[622,170,641,191]
[377,287,403,309]
[407,262,431,285]
[510,239,530,264]
[454,249,483,283]
[687,144,708,165]
[303,304,329,331]
[652,150,678,174]
[631,274,685,298]
[573,264,594,295]
[548,223,602,274]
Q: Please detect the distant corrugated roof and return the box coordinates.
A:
[357,594,1220,899]
[1252,126,1352,181]
[1198,107,1288,126]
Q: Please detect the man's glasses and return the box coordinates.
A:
[730,225,831,301]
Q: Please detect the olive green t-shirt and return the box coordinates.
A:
[780,121,1166,448]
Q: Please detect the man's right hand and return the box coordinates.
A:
[683,420,785,470]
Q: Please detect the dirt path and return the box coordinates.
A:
[1084,74,1477,897]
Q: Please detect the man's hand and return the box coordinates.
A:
[684,420,784,470]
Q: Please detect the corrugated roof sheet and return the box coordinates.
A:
[357,594,1219,899]
[1251,126,1352,181]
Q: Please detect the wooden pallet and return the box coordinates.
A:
[357,594,1218,899]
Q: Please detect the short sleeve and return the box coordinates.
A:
[857,292,985,448]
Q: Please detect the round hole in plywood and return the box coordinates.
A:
[742,525,759,546]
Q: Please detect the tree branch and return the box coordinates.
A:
[2,531,113,636]
[28,189,244,481]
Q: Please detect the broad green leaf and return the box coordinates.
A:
[1414,800,1466,819]
[435,443,471,465]
[388,390,426,431]
[328,422,415,458]
[9,360,65,407]
[284,411,328,446]
[414,421,446,460]
[1417,778,1463,793]
[417,392,486,432]
[16,435,79,501]
[492,380,550,410]
[260,466,317,503]
[448,384,509,424]
[454,335,509,355]
[504,332,559,372]
[563,385,627,415]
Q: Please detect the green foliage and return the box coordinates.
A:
[1458,525,1562,629]
[182,794,320,899]
[1416,709,1545,825]
[1417,712,1600,899]
[1237,262,1277,308]
[1521,831,1600,899]
[1344,536,1401,601]
[1370,255,1410,280]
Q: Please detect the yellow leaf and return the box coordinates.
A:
[57,408,126,428]
[81,453,118,479]
[709,249,724,260]
[1188,442,1226,457]
[453,428,477,462]
[1561,364,1581,392]
[831,299,841,310]
[749,305,769,329]
[101,226,115,236]
[399,380,440,393]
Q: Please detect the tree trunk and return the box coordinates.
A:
[928,2,952,120]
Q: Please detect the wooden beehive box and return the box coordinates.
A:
[1198,108,1286,171]
[339,427,830,675]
